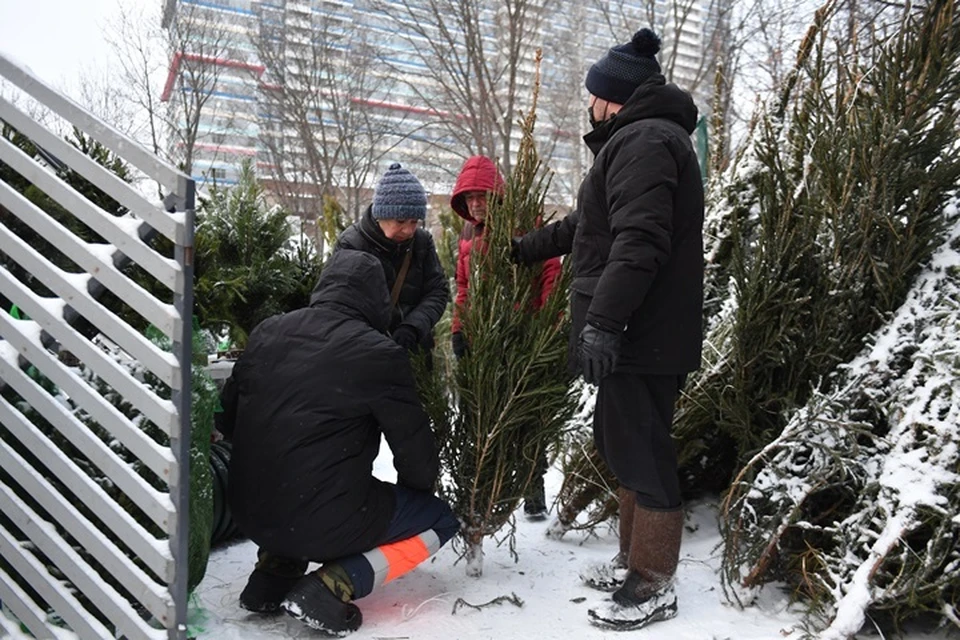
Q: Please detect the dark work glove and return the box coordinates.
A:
[578,322,622,385]
[451,331,468,360]
[392,325,419,350]
[510,236,530,266]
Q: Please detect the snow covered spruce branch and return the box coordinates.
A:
[721,212,960,636]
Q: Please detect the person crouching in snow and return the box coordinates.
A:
[449,154,562,520]
[216,249,459,636]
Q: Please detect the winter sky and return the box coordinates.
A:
[0,0,136,93]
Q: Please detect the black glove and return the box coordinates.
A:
[510,236,530,266]
[451,331,468,360]
[392,325,419,350]
[578,322,622,385]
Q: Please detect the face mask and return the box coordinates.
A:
[588,105,602,130]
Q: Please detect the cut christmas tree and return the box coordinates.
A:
[416,52,578,576]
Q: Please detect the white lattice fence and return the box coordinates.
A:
[0,53,195,640]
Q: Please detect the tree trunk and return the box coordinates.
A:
[464,527,485,577]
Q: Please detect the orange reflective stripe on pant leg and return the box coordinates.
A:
[380,534,431,583]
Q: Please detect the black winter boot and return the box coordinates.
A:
[523,472,548,521]
[281,565,362,636]
[587,506,683,631]
[587,572,678,630]
[579,551,627,592]
[239,551,308,614]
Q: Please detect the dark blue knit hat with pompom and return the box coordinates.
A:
[585,28,662,105]
[371,162,428,220]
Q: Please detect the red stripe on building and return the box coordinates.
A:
[161,51,266,102]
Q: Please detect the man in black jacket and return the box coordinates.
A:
[218,249,458,636]
[334,162,449,357]
[511,28,704,631]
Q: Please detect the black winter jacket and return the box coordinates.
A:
[219,249,439,561]
[517,74,704,375]
[334,207,449,351]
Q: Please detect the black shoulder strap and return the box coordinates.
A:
[390,250,413,311]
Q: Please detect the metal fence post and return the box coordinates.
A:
[169,176,196,640]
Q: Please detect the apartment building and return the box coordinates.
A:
[161,0,716,210]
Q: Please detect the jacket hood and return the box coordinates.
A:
[584,74,699,154]
[617,74,699,133]
[309,249,391,332]
[450,155,505,223]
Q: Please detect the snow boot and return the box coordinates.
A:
[281,564,362,636]
[580,487,635,592]
[523,476,549,521]
[579,551,627,592]
[587,575,678,630]
[239,552,308,614]
[587,505,683,631]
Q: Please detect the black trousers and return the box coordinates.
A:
[593,372,684,510]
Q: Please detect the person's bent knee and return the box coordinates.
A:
[432,500,460,545]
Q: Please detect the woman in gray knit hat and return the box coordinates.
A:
[333,162,449,358]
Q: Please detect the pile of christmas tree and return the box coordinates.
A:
[690,1,960,634]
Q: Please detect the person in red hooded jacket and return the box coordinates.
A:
[449,154,562,519]
[450,155,562,354]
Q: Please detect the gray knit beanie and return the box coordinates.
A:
[585,28,662,105]
[371,162,428,220]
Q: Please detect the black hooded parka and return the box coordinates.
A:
[220,250,439,561]
[518,74,704,375]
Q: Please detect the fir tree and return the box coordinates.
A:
[713,2,960,632]
[71,323,219,594]
[193,160,323,348]
[318,194,349,252]
[720,214,960,636]
[680,0,960,634]
[0,123,134,305]
[0,118,219,625]
[544,0,960,549]
[673,0,960,494]
[545,394,620,540]
[416,53,578,576]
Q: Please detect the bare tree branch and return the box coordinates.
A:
[105,0,241,193]
[252,6,411,248]
[368,0,558,177]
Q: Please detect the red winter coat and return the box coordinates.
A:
[450,155,561,334]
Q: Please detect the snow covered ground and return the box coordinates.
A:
[0,439,951,640]
[188,442,954,640]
